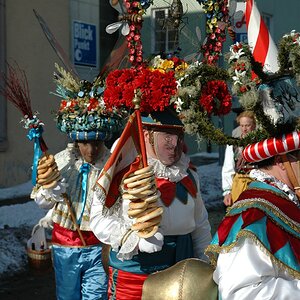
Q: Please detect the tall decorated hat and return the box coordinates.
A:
[53,63,127,141]
[101,0,233,134]
[224,31,300,163]
[168,28,300,160]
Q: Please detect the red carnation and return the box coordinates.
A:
[200,80,232,116]
[88,98,98,111]
[103,67,177,113]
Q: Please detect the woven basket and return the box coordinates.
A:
[26,239,53,271]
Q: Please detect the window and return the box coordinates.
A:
[151,8,179,54]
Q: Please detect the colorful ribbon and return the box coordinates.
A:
[27,127,43,185]
[77,163,91,224]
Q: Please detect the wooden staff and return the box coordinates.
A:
[132,89,148,167]
[62,193,86,246]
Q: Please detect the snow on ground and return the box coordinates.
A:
[0,181,32,201]
[0,153,223,277]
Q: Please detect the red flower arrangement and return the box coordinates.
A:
[197,0,229,65]
[103,67,178,113]
[59,99,77,112]
[200,80,232,116]
[124,0,144,66]
[88,98,99,111]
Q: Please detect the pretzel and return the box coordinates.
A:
[144,192,160,203]
[38,154,55,169]
[37,162,58,175]
[126,176,154,188]
[42,180,58,189]
[136,207,163,224]
[137,225,159,239]
[122,193,141,201]
[37,171,61,185]
[125,183,154,195]
[127,207,148,218]
[131,215,162,231]
[129,200,148,210]
[123,171,154,184]
[37,166,58,179]
[132,166,153,176]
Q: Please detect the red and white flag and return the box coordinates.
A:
[95,112,145,208]
[245,0,279,73]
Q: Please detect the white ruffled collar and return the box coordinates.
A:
[249,169,300,207]
[148,153,190,182]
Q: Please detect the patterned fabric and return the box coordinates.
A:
[206,180,300,279]
[52,146,110,231]
[243,131,300,163]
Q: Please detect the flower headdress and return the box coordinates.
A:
[227,31,300,149]
[103,55,232,131]
[221,30,300,163]
[103,0,234,139]
[53,63,127,141]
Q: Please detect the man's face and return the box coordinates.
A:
[239,117,256,137]
[148,129,184,166]
[77,140,103,164]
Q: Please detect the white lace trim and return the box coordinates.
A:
[249,169,300,207]
[148,153,190,182]
[117,231,139,261]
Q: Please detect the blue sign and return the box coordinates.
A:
[73,21,97,67]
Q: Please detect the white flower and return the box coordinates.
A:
[232,69,246,85]
[150,55,163,68]
[98,97,106,109]
[174,97,184,112]
[229,43,245,61]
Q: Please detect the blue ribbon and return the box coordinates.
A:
[77,163,91,224]
[27,127,43,186]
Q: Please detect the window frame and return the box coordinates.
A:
[150,7,179,54]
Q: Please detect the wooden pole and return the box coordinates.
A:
[133,89,148,167]
[62,193,86,246]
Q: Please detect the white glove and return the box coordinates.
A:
[38,209,54,229]
[138,230,164,253]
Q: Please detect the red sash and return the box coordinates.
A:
[108,267,148,300]
[52,223,100,246]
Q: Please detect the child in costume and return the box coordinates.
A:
[31,65,126,300]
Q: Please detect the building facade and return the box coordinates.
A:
[1,0,300,187]
[0,0,117,187]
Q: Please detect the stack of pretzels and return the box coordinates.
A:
[123,166,163,239]
[36,154,61,189]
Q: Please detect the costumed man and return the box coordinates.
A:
[206,42,300,298]
[90,108,212,300]
[30,65,125,300]
[222,110,256,206]
[207,132,300,299]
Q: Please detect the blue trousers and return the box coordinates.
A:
[52,244,108,300]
